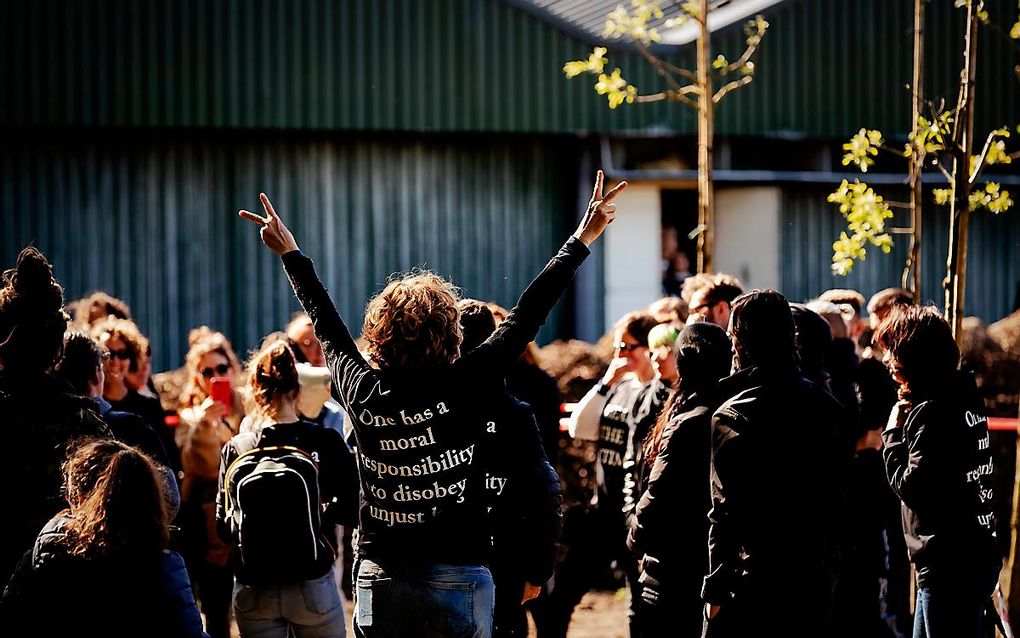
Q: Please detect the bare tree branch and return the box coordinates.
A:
[722,21,767,75]
[636,86,699,109]
[635,41,683,91]
[886,201,914,210]
[969,128,1006,184]
[712,76,753,103]
[932,156,954,183]
[661,60,698,81]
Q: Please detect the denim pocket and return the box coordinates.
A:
[355,567,391,629]
[233,583,263,616]
[300,572,342,615]
[423,580,476,637]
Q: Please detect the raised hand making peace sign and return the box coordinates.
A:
[239,193,300,256]
[573,170,628,247]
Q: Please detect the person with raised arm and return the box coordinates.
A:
[238,171,625,638]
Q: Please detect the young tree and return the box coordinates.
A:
[829,0,1017,338]
[562,0,768,273]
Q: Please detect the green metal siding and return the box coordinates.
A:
[2,0,1016,136]
[1,131,580,371]
[780,186,1020,323]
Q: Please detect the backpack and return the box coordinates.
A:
[223,432,331,582]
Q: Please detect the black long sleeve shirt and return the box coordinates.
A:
[481,393,563,586]
[882,382,999,588]
[281,238,588,566]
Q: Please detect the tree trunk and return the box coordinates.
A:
[944,0,978,341]
[904,0,923,301]
[696,0,714,273]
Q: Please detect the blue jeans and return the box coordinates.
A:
[233,568,346,638]
[913,585,987,638]
[354,559,495,638]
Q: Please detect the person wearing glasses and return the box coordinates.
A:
[175,333,243,638]
[537,312,657,638]
[681,273,743,328]
[90,316,178,474]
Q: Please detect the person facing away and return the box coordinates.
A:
[0,438,206,638]
[628,322,732,638]
[0,247,111,585]
[237,170,624,638]
[54,330,180,517]
[877,306,999,638]
[702,289,844,638]
[539,311,657,638]
[217,340,357,638]
[459,299,563,638]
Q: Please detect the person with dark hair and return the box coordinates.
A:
[541,310,658,638]
[702,289,844,638]
[681,273,744,328]
[54,330,180,518]
[628,323,732,638]
[0,247,111,584]
[0,438,206,638]
[239,171,624,638]
[217,341,357,638]
[458,299,563,638]
[877,306,999,638]
[484,302,563,461]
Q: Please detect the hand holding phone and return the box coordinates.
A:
[210,377,232,415]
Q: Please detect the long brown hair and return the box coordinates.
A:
[62,438,169,558]
[246,340,301,418]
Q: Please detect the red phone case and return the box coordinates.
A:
[210,377,232,410]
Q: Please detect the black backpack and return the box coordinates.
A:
[223,432,331,582]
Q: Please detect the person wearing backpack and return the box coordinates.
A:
[216,341,358,638]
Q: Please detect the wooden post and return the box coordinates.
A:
[904,0,924,301]
[944,0,978,341]
[696,0,715,273]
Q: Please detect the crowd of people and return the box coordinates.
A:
[0,170,1002,638]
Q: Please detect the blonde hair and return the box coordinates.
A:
[647,323,680,349]
[362,272,462,369]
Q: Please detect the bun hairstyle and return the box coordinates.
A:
[247,340,301,415]
[0,247,69,372]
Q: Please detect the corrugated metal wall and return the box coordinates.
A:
[780,186,1020,323]
[1,132,580,371]
[2,0,1016,136]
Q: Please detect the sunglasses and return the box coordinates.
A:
[200,364,231,379]
[615,342,643,353]
[108,348,132,361]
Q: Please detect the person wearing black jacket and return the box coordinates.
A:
[0,247,112,585]
[238,171,624,638]
[877,306,999,638]
[702,290,844,638]
[628,323,731,638]
[216,341,358,638]
[460,300,563,638]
